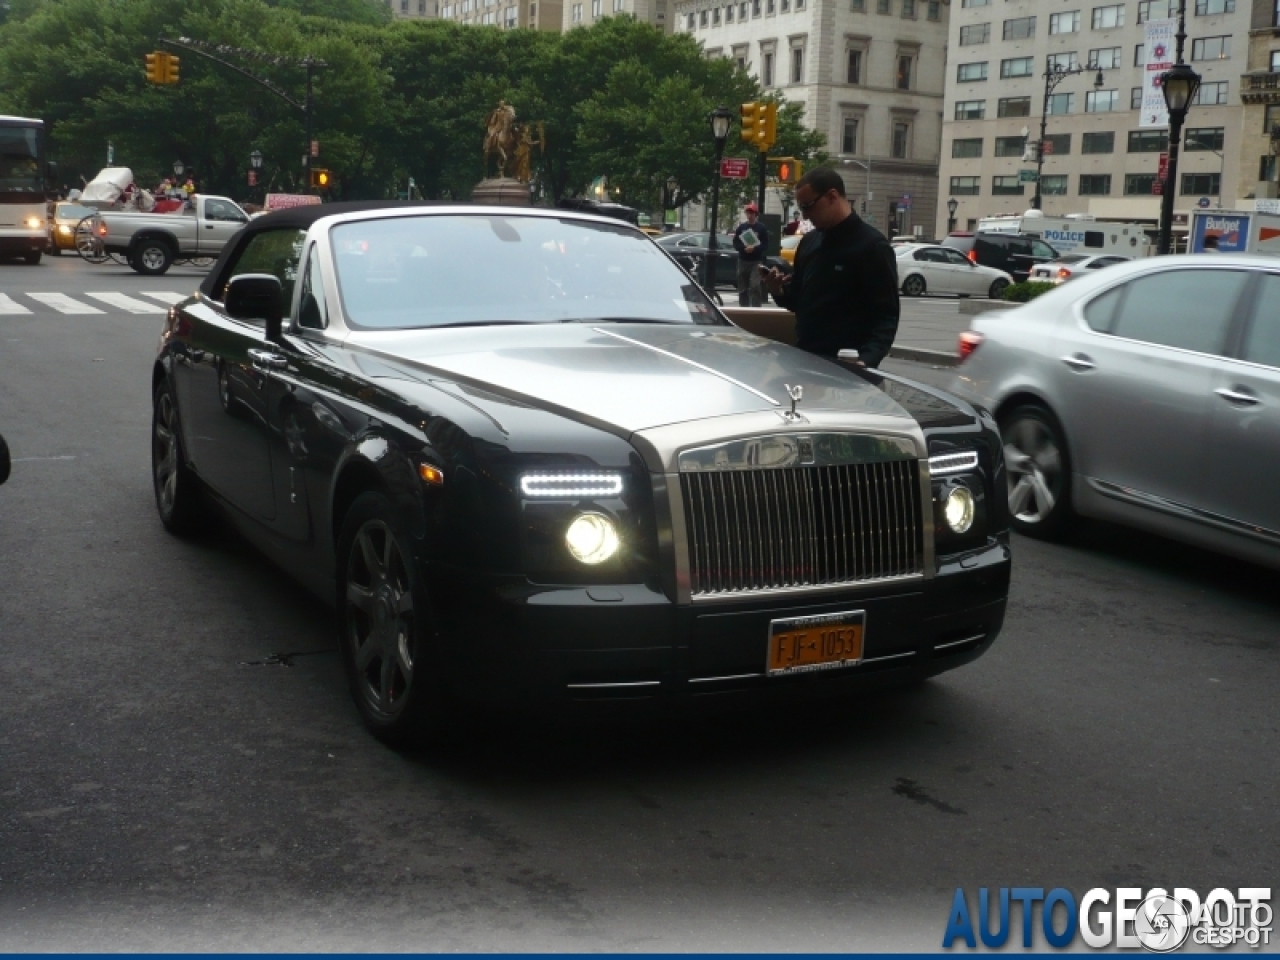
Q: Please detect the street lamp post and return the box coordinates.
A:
[250,149,264,203]
[665,175,679,229]
[1156,1,1201,256]
[1032,61,1105,210]
[947,196,958,235]
[705,105,733,291]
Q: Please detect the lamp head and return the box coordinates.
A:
[173,160,185,177]
[1161,63,1201,115]
[709,104,733,143]
[250,149,263,169]
[947,196,958,216]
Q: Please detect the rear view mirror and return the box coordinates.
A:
[225,273,284,342]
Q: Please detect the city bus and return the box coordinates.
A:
[0,115,54,264]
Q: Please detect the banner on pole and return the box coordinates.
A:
[1140,18,1176,128]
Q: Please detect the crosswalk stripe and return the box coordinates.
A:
[0,293,32,315]
[137,291,189,305]
[85,292,167,314]
[26,293,105,315]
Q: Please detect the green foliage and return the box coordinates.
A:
[0,5,832,206]
[1002,281,1057,302]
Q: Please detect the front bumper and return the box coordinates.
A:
[0,230,45,255]
[427,536,1010,709]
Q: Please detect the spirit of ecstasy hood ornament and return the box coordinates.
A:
[782,383,804,422]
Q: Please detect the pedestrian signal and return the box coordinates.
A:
[768,157,802,185]
[310,168,332,190]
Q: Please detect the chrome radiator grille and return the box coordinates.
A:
[680,461,924,596]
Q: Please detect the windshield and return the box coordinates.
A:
[0,125,43,199]
[331,215,724,330]
[56,203,96,221]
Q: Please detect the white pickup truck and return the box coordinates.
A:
[95,194,249,275]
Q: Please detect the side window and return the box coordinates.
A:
[1241,274,1280,368]
[1030,239,1057,259]
[943,249,972,266]
[205,199,247,223]
[1083,231,1104,248]
[221,228,307,309]
[1083,284,1125,332]
[297,247,328,331]
[1110,270,1248,355]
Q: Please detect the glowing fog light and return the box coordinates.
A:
[565,512,620,565]
[521,472,623,498]
[943,487,975,535]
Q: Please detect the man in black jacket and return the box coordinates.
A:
[762,168,899,367]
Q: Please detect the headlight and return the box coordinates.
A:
[521,471,623,498]
[58,225,72,235]
[25,217,43,229]
[943,487,975,534]
[565,512,619,565]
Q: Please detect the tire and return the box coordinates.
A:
[999,403,1073,540]
[151,378,209,536]
[337,491,446,746]
[23,249,41,265]
[132,239,173,276]
[988,278,1010,300]
[902,273,926,297]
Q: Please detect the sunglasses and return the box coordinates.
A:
[796,190,829,215]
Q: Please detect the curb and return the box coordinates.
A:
[888,345,960,367]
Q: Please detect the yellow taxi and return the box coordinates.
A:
[47,201,98,255]
[779,233,802,265]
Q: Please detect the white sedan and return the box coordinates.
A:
[1030,253,1131,284]
[895,243,1013,299]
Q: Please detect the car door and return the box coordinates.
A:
[200,197,249,253]
[940,246,988,294]
[175,226,306,522]
[1202,270,1280,536]
[1047,266,1250,508]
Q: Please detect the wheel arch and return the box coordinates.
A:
[330,440,427,554]
[901,269,927,294]
[130,230,179,255]
[993,389,1078,488]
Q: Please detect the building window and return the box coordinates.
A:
[1134,44,1145,66]
[1131,86,1144,109]
[1185,127,1224,150]
[1085,89,1119,112]
[1079,173,1112,194]
[955,99,986,120]
[1091,4,1124,28]
[505,4,517,22]
[959,22,990,45]
[1260,155,1277,181]
[1044,133,1071,155]
[994,136,1025,157]
[1049,10,1081,33]
[950,176,981,195]
[687,11,694,27]
[791,47,804,83]
[753,0,760,14]
[992,176,1024,196]
[712,6,720,21]
[699,8,707,23]
[797,0,806,10]
[842,118,860,153]
[961,0,990,6]
[1048,52,1080,71]
[1128,130,1169,152]
[1090,47,1122,69]
[952,137,983,158]
[957,61,989,82]
[573,3,583,20]
[1194,0,1234,12]
[1003,16,1035,39]
[1046,92,1074,114]
[401,0,408,11]
[1082,131,1115,153]
[1265,104,1280,133]
[1041,175,1069,195]
[998,96,1032,117]
[1271,50,1280,72]
[851,0,865,7]
[927,1,940,20]
[1124,173,1157,194]
[847,49,862,83]
[1001,57,1034,78]
[762,51,774,85]
[892,122,910,158]
[1138,0,1172,21]
[902,0,915,14]
[767,0,775,12]
[897,56,913,89]
[877,0,890,11]
[1193,81,1229,105]
[1191,36,1231,60]
[1180,172,1220,195]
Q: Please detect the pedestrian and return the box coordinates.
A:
[761,168,899,368]
[732,202,769,307]
[782,210,803,236]
[1202,234,1220,252]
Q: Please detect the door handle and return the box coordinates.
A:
[248,348,288,371]
[205,224,214,229]
[1214,386,1260,406]
[1060,353,1095,371]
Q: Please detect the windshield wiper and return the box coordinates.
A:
[562,317,682,325]
[430,320,529,328]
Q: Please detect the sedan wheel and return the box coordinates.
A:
[1000,405,1072,539]
[338,492,444,745]
[151,379,208,536]
[902,274,926,297]
[988,278,1010,300]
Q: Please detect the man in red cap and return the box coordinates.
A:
[732,202,769,306]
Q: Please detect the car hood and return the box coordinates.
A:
[344,323,912,435]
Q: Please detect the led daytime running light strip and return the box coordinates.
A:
[929,451,980,476]
[520,472,624,498]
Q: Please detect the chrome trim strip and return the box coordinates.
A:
[927,450,980,476]
[864,650,917,663]
[688,571,924,604]
[592,327,781,407]
[680,432,917,472]
[1088,478,1280,546]
[934,633,986,652]
[688,673,764,684]
[565,680,663,690]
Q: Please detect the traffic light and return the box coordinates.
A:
[145,52,163,83]
[310,168,332,190]
[768,157,802,185]
[166,55,179,84]
[762,101,778,149]
[740,102,764,149]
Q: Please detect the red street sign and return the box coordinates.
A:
[247,171,257,186]
[1157,151,1169,180]
[310,140,320,158]
[720,157,750,179]
[1153,180,1163,195]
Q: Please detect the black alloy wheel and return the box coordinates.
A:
[337,492,444,745]
[902,274,926,297]
[988,278,1010,300]
[151,379,208,536]
[133,239,173,276]
[999,403,1073,539]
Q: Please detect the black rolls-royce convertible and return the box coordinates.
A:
[151,202,1011,743]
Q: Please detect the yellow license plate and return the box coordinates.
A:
[767,610,865,675]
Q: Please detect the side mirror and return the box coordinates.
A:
[0,432,10,485]
[225,273,284,343]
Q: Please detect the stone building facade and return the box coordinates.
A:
[1238,0,1280,198]
[563,0,671,32]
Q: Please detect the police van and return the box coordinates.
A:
[977,213,1151,257]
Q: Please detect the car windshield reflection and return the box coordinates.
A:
[331,214,724,331]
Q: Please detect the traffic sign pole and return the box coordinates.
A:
[758,150,767,218]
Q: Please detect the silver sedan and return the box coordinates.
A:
[949,254,1280,570]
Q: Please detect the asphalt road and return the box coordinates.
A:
[1,258,1277,950]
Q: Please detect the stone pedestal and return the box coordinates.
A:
[471,177,531,206]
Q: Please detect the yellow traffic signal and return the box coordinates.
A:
[310,168,331,189]
[145,52,162,83]
[768,157,802,184]
[762,101,778,150]
[740,102,763,149]
[166,55,179,84]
